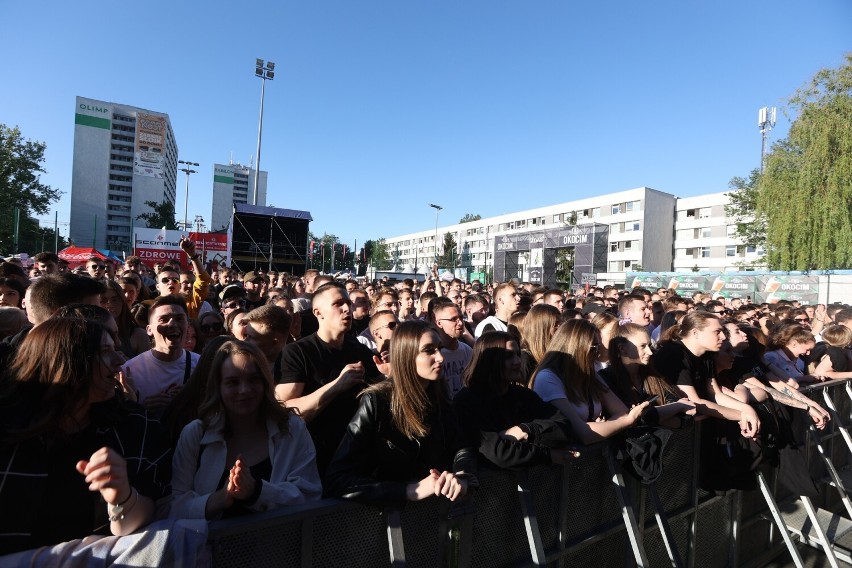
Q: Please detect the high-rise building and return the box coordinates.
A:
[211,163,268,232]
[70,96,178,252]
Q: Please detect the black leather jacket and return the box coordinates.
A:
[324,388,478,507]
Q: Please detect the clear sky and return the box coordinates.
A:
[1,1,849,251]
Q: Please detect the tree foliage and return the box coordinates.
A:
[438,231,458,269]
[459,213,481,224]
[0,124,62,253]
[136,200,177,230]
[757,54,852,270]
[362,238,392,271]
[724,169,766,252]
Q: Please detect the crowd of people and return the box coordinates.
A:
[0,245,848,560]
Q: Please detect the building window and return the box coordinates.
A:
[611,243,619,252]
[701,227,712,238]
[726,225,737,237]
[699,247,711,258]
[726,246,736,257]
[746,245,756,253]
[612,204,621,215]
[624,240,632,249]
[553,214,561,223]
[699,207,712,219]
[592,207,601,218]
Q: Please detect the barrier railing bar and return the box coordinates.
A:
[605,450,650,567]
[387,509,406,567]
[301,517,313,568]
[515,470,548,567]
[757,470,805,568]
[648,484,683,568]
[799,494,841,568]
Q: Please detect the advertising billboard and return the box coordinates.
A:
[133,113,166,179]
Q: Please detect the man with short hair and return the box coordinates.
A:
[242,271,266,311]
[86,256,108,281]
[277,282,383,473]
[219,284,247,317]
[430,298,473,399]
[618,294,651,327]
[303,268,320,294]
[361,309,397,355]
[542,289,565,312]
[151,238,211,320]
[33,252,59,275]
[463,294,489,334]
[245,305,293,379]
[475,283,518,337]
[348,289,371,336]
[123,295,199,412]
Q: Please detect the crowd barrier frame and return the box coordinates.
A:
[207,379,852,567]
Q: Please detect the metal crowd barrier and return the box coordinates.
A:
[207,379,852,567]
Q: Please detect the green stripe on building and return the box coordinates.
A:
[75,113,111,129]
[214,175,234,184]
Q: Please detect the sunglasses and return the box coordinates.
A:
[222,300,246,310]
[90,265,105,270]
[376,321,398,331]
[160,277,179,284]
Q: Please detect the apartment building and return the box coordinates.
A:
[673,192,765,272]
[211,163,268,232]
[70,96,178,251]
[381,188,764,285]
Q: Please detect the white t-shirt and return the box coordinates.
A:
[532,368,603,421]
[123,349,200,403]
[441,341,473,399]
[474,316,508,338]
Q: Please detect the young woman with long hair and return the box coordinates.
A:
[325,320,477,506]
[101,280,149,358]
[520,304,561,382]
[590,311,619,369]
[0,318,170,554]
[652,312,760,438]
[454,331,577,468]
[170,340,321,519]
[763,322,822,385]
[528,319,649,445]
[599,323,694,426]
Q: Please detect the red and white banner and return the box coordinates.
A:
[134,228,231,270]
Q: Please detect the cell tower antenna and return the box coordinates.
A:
[229,151,233,165]
[758,106,776,173]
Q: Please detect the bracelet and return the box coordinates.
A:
[109,487,138,522]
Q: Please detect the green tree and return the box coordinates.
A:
[136,200,177,230]
[459,213,481,223]
[438,231,458,269]
[757,54,852,270]
[555,247,574,285]
[0,124,62,253]
[363,238,392,271]
[724,169,766,251]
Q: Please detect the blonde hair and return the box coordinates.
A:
[821,324,852,348]
[529,319,605,405]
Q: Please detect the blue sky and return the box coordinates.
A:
[1,1,849,251]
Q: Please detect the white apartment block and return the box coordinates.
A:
[70,96,178,251]
[211,163,268,232]
[382,187,676,286]
[381,187,765,286]
[673,192,765,273]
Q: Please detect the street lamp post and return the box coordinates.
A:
[429,203,442,265]
[253,58,275,206]
[178,160,199,231]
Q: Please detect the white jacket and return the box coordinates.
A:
[171,413,322,519]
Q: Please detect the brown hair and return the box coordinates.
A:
[364,320,442,440]
[464,331,519,392]
[821,324,852,348]
[768,322,814,350]
[607,324,679,406]
[529,319,606,405]
[521,304,561,364]
[197,340,295,433]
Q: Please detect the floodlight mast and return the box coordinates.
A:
[758,106,776,173]
[253,59,275,205]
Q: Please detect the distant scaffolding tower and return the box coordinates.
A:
[758,106,776,173]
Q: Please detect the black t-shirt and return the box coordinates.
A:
[349,316,369,337]
[808,343,849,372]
[278,333,381,473]
[652,341,715,401]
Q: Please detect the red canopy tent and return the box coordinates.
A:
[57,247,108,267]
